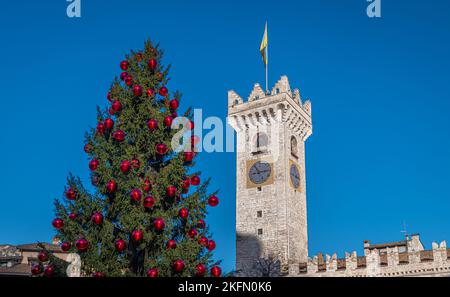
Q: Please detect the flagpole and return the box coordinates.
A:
[265,22,269,94]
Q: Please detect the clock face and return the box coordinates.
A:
[290,164,300,189]
[249,161,272,185]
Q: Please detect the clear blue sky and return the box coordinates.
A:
[1,0,450,273]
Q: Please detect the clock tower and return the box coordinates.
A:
[227,76,312,275]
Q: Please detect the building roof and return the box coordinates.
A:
[366,240,407,250]
[15,243,63,253]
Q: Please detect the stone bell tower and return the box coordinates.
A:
[227,76,312,276]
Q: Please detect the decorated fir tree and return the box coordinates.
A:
[33,40,221,277]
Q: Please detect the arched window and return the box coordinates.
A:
[291,136,298,157]
[256,132,268,148]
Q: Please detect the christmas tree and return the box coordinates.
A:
[33,40,221,277]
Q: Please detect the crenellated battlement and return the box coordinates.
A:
[289,235,450,277]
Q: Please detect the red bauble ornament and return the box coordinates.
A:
[104,118,114,130]
[107,92,112,102]
[38,251,48,262]
[147,119,158,131]
[131,230,143,242]
[44,265,54,277]
[197,219,206,229]
[69,213,77,220]
[147,88,155,97]
[198,237,208,247]
[120,71,128,81]
[143,196,155,209]
[130,189,142,202]
[187,229,198,239]
[65,188,76,200]
[171,111,178,118]
[120,60,129,71]
[133,85,143,97]
[191,175,200,186]
[211,266,221,277]
[172,259,185,272]
[148,58,157,70]
[109,107,115,115]
[76,238,89,252]
[112,100,122,112]
[31,264,42,275]
[143,180,152,192]
[195,264,207,277]
[154,218,165,231]
[52,218,64,229]
[208,195,219,207]
[115,239,126,252]
[207,240,216,251]
[189,120,195,130]
[166,185,176,198]
[92,272,104,278]
[136,53,143,62]
[61,242,71,252]
[120,160,131,173]
[106,180,117,193]
[91,212,103,225]
[163,116,173,128]
[125,75,133,86]
[89,159,99,171]
[167,240,177,250]
[84,144,90,153]
[184,151,194,163]
[147,268,158,277]
[181,178,190,193]
[169,99,179,110]
[179,208,189,219]
[131,158,140,169]
[156,143,168,155]
[97,122,106,134]
[113,130,126,142]
[159,86,168,97]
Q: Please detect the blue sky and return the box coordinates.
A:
[1,0,450,273]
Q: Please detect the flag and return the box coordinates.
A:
[260,22,268,65]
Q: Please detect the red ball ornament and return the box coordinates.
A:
[198,237,208,247]
[136,53,143,62]
[76,238,89,252]
[195,264,207,277]
[120,160,131,173]
[91,212,103,225]
[115,239,126,252]
[188,229,198,239]
[208,195,219,207]
[112,100,122,112]
[106,180,117,193]
[163,116,173,128]
[211,266,221,277]
[197,219,206,229]
[184,151,194,163]
[97,122,106,134]
[125,75,133,86]
[156,143,168,155]
[179,208,189,219]
[181,178,190,193]
[133,85,143,97]
[159,86,168,97]
[147,268,158,277]
[143,196,155,209]
[191,175,200,186]
[131,158,140,169]
[167,240,177,250]
[31,264,42,275]
[147,88,155,97]
[92,272,104,278]
[131,230,143,242]
[107,92,112,102]
[89,159,99,171]
[44,265,55,277]
[65,188,76,200]
[147,119,158,131]
[69,213,77,220]
[52,218,64,229]
[109,107,115,115]
[189,120,195,130]
[120,71,128,81]
[83,144,90,153]
[172,259,185,272]
[154,218,165,231]
[171,111,178,119]
[113,130,126,142]
[143,180,152,192]
[148,58,157,70]
[104,118,114,130]
[166,185,176,198]
[207,240,216,251]
[120,60,129,71]
[130,189,142,202]
[38,251,48,262]
[169,99,179,110]
[61,242,71,252]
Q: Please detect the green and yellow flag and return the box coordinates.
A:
[260,22,268,65]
